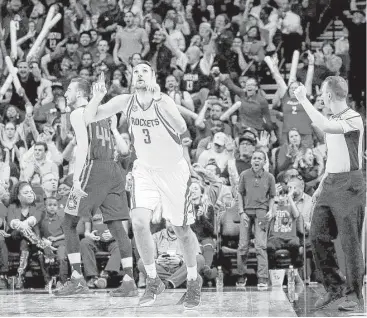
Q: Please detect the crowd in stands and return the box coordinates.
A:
[0,0,365,290]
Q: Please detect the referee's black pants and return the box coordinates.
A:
[310,170,366,299]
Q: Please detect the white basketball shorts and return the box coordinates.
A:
[130,157,195,226]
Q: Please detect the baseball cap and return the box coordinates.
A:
[213,132,227,146]
[239,132,256,145]
[242,127,258,138]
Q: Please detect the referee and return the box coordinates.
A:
[294,76,365,312]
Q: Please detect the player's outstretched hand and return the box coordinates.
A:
[146,76,161,100]
[294,84,308,102]
[92,71,107,100]
[71,180,88,199]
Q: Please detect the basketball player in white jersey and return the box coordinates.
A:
[84,61,202,309]
[294,77,365,312]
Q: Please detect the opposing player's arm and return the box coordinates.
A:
[155,94,187,135]
[84,94,132,125]
[70,109,89,184]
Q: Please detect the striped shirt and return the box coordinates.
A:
[325,108,364,173]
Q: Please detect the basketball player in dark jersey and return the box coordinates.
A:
[54,74,138,297]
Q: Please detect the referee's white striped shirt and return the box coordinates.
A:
[325,108,364,173]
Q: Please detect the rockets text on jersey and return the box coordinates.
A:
[125,95,184,168]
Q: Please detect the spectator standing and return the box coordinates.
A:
[277,0,303,62]
[174,42,215,110]
[97,0,123,41]
[268,54,314,147]
[113,11,150,66]
[222,131,257,188]
[237,150,276,287]
[220,76,273,135]
[163,9,186,52]
[9,60,40,111]
[250,0,279,51]
[41,37,81,79]
[2,0,29,41]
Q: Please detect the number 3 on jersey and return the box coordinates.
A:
[142,129,151,144]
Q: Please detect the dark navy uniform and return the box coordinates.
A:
[181,63,210,94]
[65,118,129,223]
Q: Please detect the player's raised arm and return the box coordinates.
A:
[70,108,89,195]
[84,72,131,125]
[154,90,187,135]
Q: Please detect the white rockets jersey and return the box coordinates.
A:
[125,94,184,168]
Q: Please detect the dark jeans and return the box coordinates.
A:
[80,238,121,277]
[0,240,8,274]
[310,171,366,298]
[237,210,268,279]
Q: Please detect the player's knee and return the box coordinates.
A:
[131,212,150,232]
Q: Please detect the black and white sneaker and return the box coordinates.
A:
[183,275,203,309]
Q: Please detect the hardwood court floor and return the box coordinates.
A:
[0,286,366,317]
